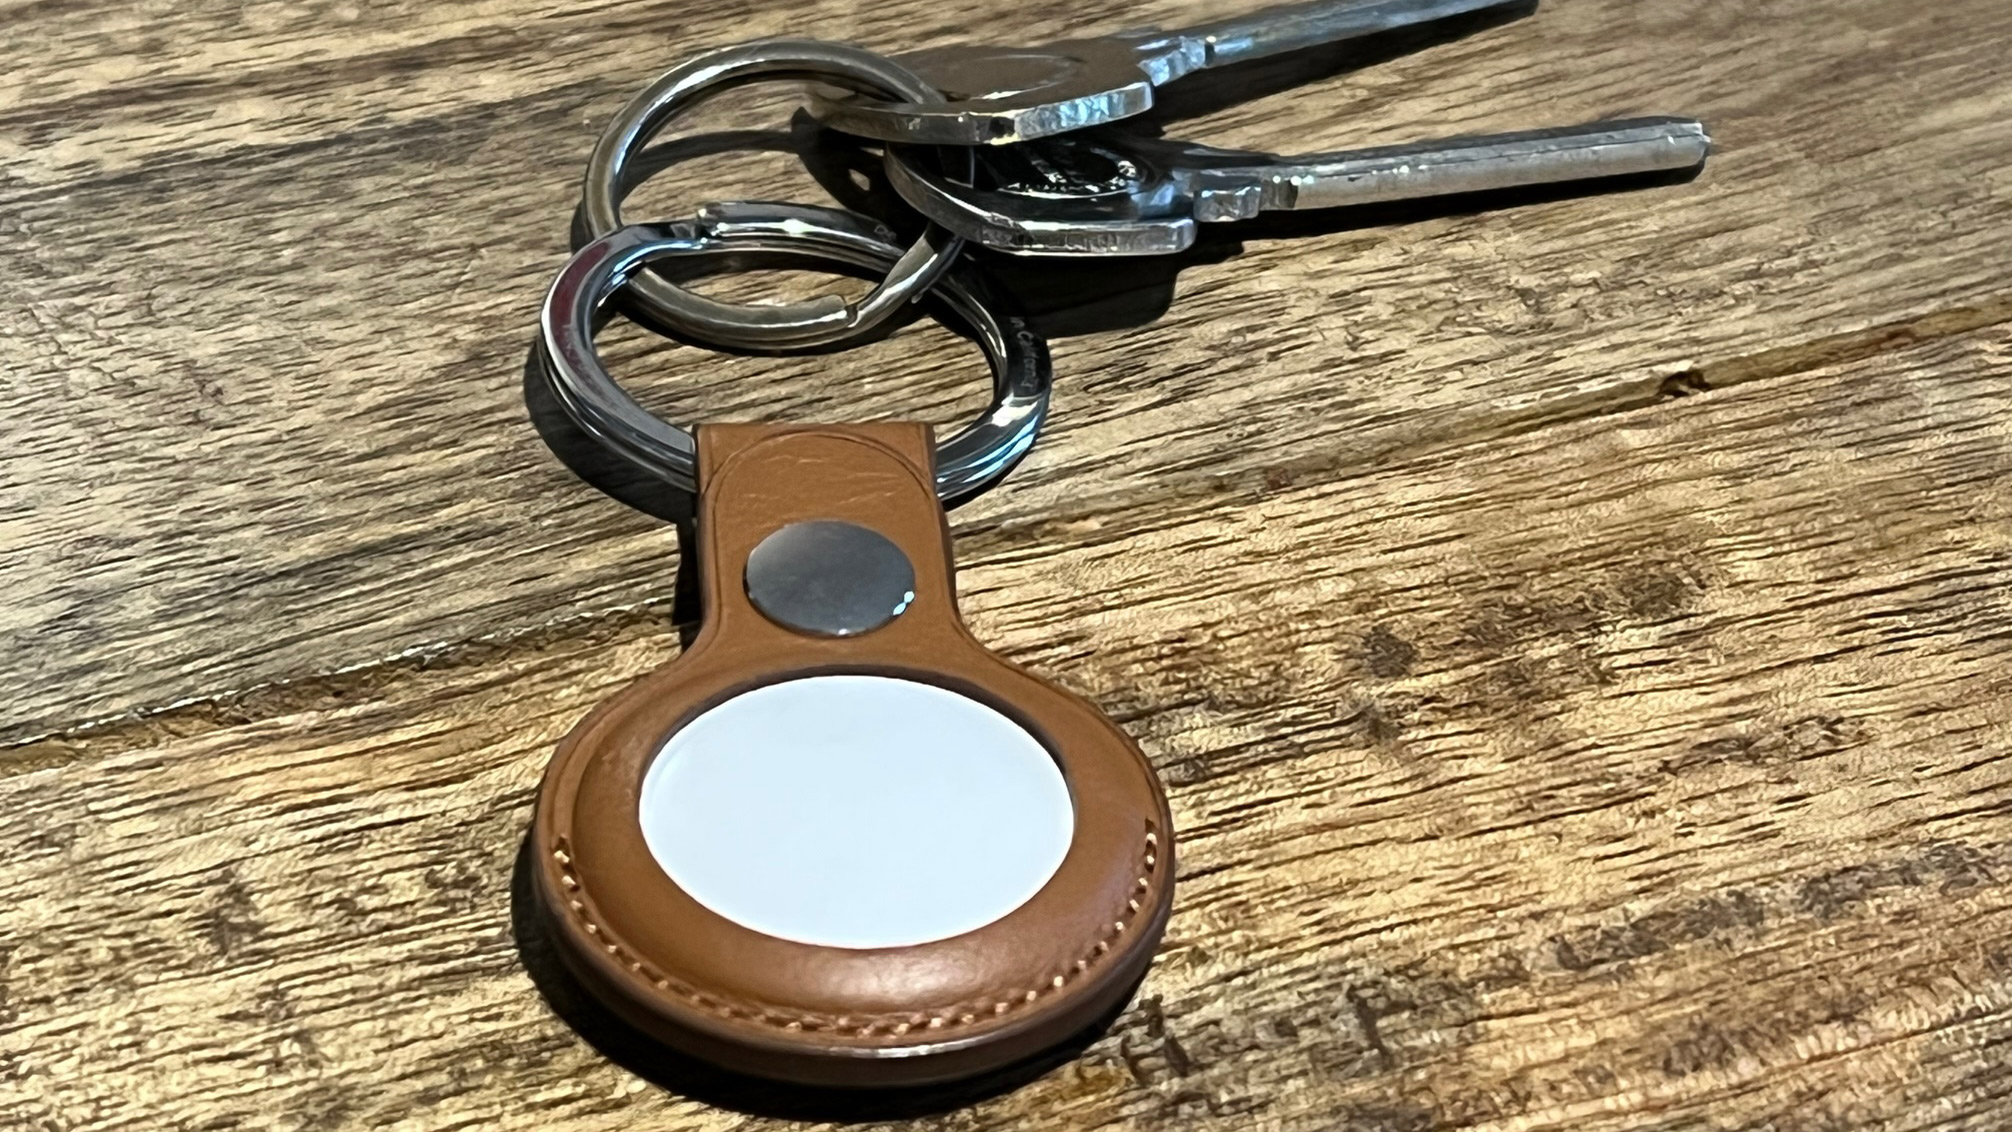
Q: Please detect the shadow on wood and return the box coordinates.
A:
[970,163,1706,340]
[521,342,697,527]
[1144,0,1542,125]
[521,345,704,644]
[507,833,1139,1121]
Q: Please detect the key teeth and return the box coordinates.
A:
[1135,35,1211,86]
[1193,183,1265,224]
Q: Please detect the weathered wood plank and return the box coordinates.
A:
[5,329,2009,1130]
[3,0,2011,741]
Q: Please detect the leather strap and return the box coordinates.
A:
[531,423,1173,1086]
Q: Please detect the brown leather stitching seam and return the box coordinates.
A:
[550,825,1161,1039]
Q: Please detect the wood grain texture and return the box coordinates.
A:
[5,326,2010,1130]
[4,0,2012,739]
[6,0,2012,1126]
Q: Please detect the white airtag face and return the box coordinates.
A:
[637,675,1075,949]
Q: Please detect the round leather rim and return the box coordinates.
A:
[532,653,1173,1085]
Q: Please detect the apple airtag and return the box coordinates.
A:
[531,424,1172,1087]
[638,675,1074,949]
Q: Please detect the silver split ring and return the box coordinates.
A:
[582,40,965,351]
[539,203,1051,505]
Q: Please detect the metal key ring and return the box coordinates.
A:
[540,203,1051,506]
[582,40,965,352]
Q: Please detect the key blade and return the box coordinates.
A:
[1260,117,1711,211]
[1176,0,1529,74]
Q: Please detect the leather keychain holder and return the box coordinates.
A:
[532,421,1174,1087]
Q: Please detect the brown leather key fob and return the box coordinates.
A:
[530,422,1173,1087]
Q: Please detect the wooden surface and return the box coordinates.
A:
[3,0,2010,1128]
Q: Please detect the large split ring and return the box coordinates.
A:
[581,40,966,351]
[538,202,1050,505]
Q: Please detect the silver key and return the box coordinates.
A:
[813,0,1523,145]
[881,117,1712,255]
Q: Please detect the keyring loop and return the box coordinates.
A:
[582,40,964,352]
[539,203,1051,506]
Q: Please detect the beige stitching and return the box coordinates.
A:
[551,823,1162,1036]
